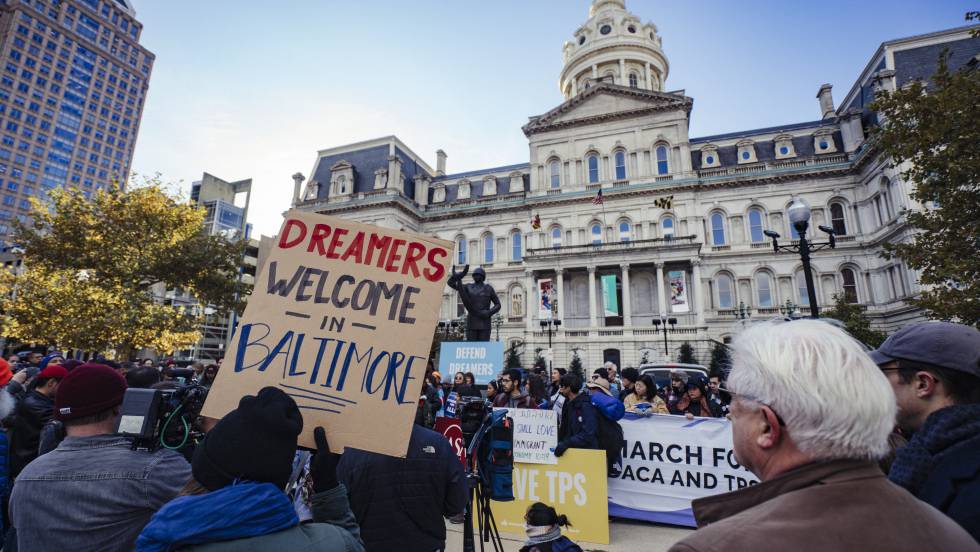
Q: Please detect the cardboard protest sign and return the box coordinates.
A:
[439,341,503,385]
[494,407,557,464]
[201,210,452,457]
[434,416,466,467]
[491,449,609,544]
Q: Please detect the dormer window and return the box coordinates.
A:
[774,134,796,159]
[483,175,496,196]
[457,179,471,200]
[736,140,757,164]
[578,35,585,45]
[813,129,837,154]
[627,25,636,33]
[701,145,720,168]
[432,183,446,203]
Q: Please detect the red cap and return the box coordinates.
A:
[55,363,127,421]
[37,364,69,381]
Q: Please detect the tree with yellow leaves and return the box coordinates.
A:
[0,179,249,358]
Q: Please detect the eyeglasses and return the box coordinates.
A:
[501,378,512,384]
[720,387,786,427]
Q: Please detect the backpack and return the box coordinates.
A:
[475,409,515,501]
[594,409,624,473]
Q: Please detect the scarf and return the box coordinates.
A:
[889,403,980,495]
[136,482,299,552]
[525,524,562,546]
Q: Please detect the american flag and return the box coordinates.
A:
[592,189,604,205]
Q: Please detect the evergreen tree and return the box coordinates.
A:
[708,342,732,376]
[568,353,584,380]
[822,294,888,348]
[506,343,522,369]
[678,342,697,365]
[872,38,980,327]
[533,347,547,373]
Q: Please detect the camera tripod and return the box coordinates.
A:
[461,402,506,552]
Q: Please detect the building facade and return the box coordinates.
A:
[0,0,154,245]
[291,0,980,371]
[169,172,257,362]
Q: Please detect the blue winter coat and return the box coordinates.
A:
[588,389,625,421]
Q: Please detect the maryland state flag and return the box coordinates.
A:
[531,214,541,230]
[653,195,674,210]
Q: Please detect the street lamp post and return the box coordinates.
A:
[779,300,802,319]
[734,301,751,321]
[763,197,836,318]
[651,315,677,357]
[492,314,504,341]
[539,319,562,348]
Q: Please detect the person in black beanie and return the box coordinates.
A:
[137,387,364,551]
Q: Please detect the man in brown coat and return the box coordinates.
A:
[669,320,979,552]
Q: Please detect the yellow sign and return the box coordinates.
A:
[489,449,609,545]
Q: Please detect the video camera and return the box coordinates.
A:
[116,383,209,460]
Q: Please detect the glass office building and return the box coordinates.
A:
[0,0,154,244]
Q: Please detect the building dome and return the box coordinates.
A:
[559,0,669,99]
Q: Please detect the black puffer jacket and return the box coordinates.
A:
[8,390,54,477]
[337,425,466,552]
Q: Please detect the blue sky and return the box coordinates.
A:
[129,0,975,237]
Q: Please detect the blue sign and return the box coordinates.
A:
[439,341,504,386]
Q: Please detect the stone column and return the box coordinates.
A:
[592,64,598,80]
[556,269,565,320]
[645,63,653,91]
[691,259,704,326]
[588,266,598,328]
[656,263,666,316]
[525,270,534,332]
[621,263,632,327]
[619,58,626,85]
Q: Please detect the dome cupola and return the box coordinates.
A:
[559,0,669,99]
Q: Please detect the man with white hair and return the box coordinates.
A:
[669,320,978,552]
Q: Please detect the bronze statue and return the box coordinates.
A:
[447,265,501,342]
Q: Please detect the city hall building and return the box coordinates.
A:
[290,0,979,370]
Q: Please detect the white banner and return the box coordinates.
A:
[668,270,690,313]
[496,407,558,464]
[608,414,759,527]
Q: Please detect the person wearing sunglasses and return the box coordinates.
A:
[669,320,978,552]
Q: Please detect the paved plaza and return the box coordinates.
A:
[445,517,694,551]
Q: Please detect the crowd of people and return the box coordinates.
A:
[0,317,973,551]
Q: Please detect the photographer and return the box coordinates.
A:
[9,363,190,552]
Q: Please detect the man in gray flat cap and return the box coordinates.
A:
[871,321,980,542]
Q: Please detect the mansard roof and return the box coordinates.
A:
[522,82,693,136]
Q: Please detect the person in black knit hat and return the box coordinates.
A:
[137,387,364,551]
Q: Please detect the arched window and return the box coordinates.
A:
[551,227,562,248]
[614,151,626,180]
[717,274,734,309]
[511,232,522,262]
[456,237,466,265]
[662,216,674,238]
[789,209,801,240]
[628,73,638,88]
[841,268,858,304]
[711,212,726,245]
[591,223,602,245]
[656,146,669,175]
[748,208,764,242]
[756,272,773,307]
[511,286,524,317]
[337,175,346,194]
[483,234,494,264]
[587,154,599,183]
[830,203,847,235]
[796,270,809,306]
[549,160,561,189]
[619,220,631,242]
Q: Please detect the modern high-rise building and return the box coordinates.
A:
[0,0,154,244]
[168,172,256,362]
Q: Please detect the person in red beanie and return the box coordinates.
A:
[9,363,190,552]
[6,363,67,478]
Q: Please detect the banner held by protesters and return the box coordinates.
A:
[202,210,452,457]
